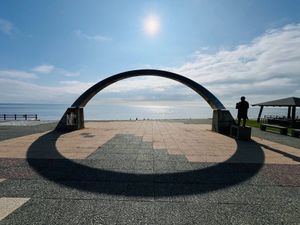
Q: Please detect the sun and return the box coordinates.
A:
[144,15,160,36]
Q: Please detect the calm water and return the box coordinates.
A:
[0,103,298,121]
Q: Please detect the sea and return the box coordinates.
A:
[0,103,298,121]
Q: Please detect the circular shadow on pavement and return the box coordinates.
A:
[27,131,265,197]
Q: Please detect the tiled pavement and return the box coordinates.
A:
[0,121,299,224]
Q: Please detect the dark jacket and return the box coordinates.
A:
[236,101,249,118]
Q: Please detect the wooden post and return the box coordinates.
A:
[291,106,296,127]
[287,106,291,119]
[257,106,264,123]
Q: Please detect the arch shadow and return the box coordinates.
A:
[27,130,265,197]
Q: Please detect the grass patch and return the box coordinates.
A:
[234,119,260,128]
[246,119,260,128]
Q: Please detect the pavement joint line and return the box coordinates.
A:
[3,178,297,188]
[0,197,30,221]
[32,196,156,203]
[214,202,258,206]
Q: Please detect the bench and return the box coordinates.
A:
[291,129,300,138]
[260,123,288,135]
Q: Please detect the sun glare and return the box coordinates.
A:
[144,15,160,36]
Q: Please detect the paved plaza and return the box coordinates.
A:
[0,121,299,224]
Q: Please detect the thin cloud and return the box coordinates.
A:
[0,18,15,35]
[59,80,94,94]
[185,23,300,83]
[57,69,80,77]
[0,78,93,103]
[32,64,55,74]
[0,70,37,79]
[74,29,112,42]
[32,64,80,77]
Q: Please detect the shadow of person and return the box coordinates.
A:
[27,130,265,197]
[259,143,300,163]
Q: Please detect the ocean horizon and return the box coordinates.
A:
[0,103,298,121]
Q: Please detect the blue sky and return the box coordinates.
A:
[0,0,300,106]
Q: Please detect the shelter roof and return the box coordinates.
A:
[252,97,300,107]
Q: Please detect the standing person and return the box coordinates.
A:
[236,96,249,127]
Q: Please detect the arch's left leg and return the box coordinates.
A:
[56,107,84,131]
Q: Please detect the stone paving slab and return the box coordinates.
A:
[251,126,300,149]
[1,178,299,204]
[0,197,30,221]
[0,122,57,141]
[0,121,299,164]
[0,121,299,224]
[0,198,299,225]
[0,120,55,126]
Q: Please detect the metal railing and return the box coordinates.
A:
[0,114,38,121]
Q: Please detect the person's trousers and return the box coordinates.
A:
[238,116,247,127]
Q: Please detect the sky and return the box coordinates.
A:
[0,0,300,108]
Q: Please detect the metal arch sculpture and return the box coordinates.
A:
[56,69,235,134]
[72,69,225,109]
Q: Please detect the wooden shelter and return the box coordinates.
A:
[252,97,300,127]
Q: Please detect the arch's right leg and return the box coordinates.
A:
[212,109,236,135]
